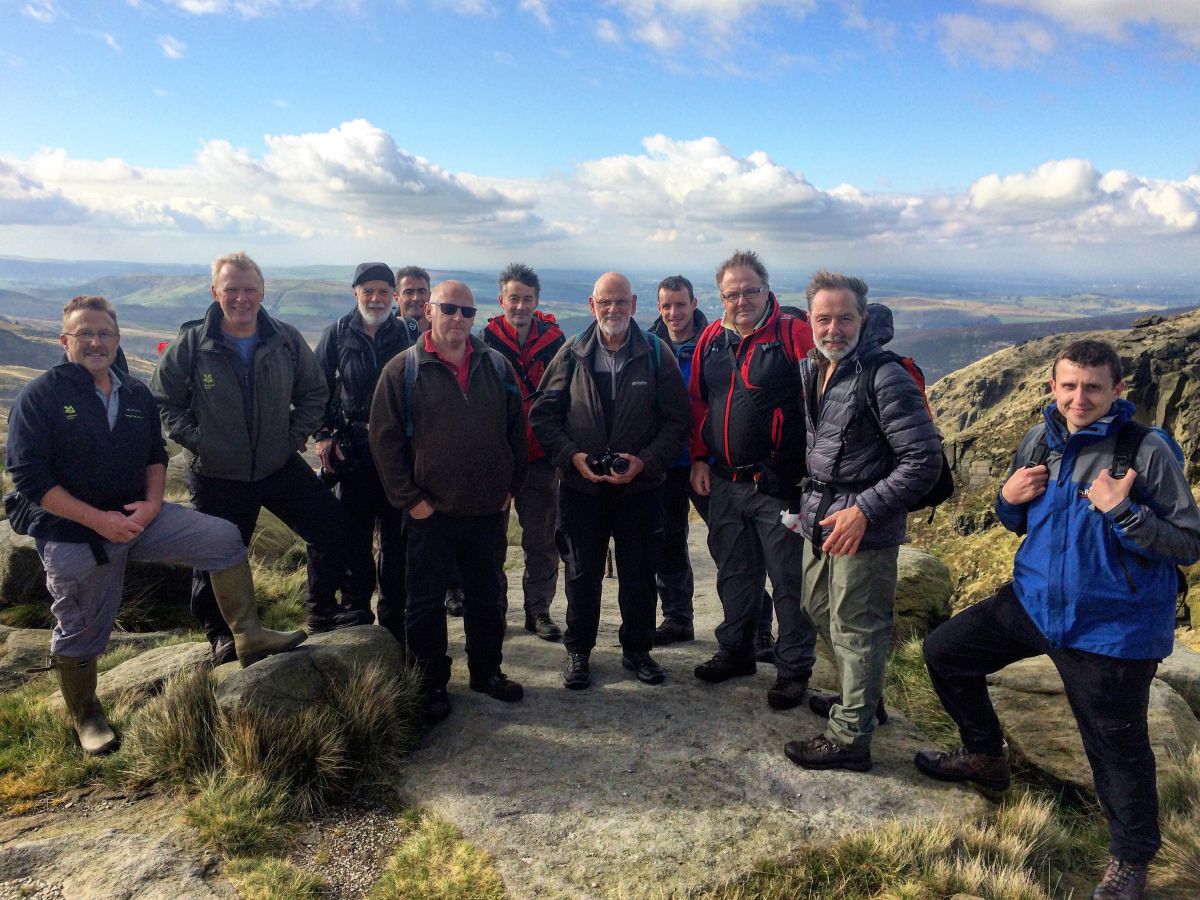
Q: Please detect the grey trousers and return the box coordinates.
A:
[706,476,815,680]
[801,539,898,749]
[39,503,247,657]
[503,459,560,617]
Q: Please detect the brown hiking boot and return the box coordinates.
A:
[784,734,872,772]
[913,744,1011,792]
[1090,855,1148,900]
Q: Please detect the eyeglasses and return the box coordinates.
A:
[721,287,766,303]
[63,330,119,343]
[433,302,478,319]
[594,299,632,310]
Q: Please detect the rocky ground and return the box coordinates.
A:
[0,523,998,900]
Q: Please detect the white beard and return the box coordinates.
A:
[360,307,391,328]
[598,318,630,341]
[817,331,860,362]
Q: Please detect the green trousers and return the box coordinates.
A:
[801,540,898,749]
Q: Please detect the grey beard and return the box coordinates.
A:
[598,319,630,341]
[816,333,860,362]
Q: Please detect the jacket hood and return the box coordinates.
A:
[1042,396,1136,450]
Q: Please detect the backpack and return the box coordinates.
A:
[563,330,662,377]
[1028,419,1190,617]
[402,343,512,438]
[853,350,955,515]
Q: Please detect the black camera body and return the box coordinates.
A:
[588,449,630,477]
[319,429,364,486]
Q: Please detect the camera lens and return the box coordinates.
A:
[610,455,630,475]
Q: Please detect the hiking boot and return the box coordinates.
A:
[54,655,118,755]
[469,671,524,702]
[1090,855,1148,900]
[754,631,776,663]
[784,734,872,772]
[622,651,665,685]
[913,744,1011,792]
[563,652,591,690]
[653,618,694,646]
[445,588,465,617]
[211,561,307,666]
[305,607,371,634]
[808,691,889,725]
[766,676,808,710]
[693,651,756,683]
[425,686,451,724]
[524,611,562,642]
[210,635,237,667]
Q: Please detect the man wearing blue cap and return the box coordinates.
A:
[310,263,421,636]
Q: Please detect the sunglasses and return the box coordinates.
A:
[432,302,478,319]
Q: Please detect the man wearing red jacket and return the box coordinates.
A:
[483,263,566,640]
[689,249,818,711]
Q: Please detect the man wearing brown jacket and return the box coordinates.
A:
[369,281,528,724]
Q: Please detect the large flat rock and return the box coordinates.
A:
[396,528,989,899]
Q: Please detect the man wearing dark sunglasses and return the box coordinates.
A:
[370,281,528,725]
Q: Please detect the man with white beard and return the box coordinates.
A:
[530,272,689,690]
[781,269,941,772]
[309,263,421,637]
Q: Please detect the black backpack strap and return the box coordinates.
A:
[1112,420,1151,480]
[1028,429,1052,468]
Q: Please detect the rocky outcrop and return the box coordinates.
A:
[0,628,178,692]
[987,656,1200,794]
[0,522,192,614]
[894,547,952,641]
[46,641,212,713]
[1157,640,1200,717]
[0,792,232,899]
[213,625,403,716]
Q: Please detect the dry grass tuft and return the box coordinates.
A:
[184,773,287,857]
[369,813,506,900]
[120,665,219,787]
[329,663,423,773]
[225,856,326,899]
[217,704,350,817]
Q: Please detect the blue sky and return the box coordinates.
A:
[2,1,1199,282]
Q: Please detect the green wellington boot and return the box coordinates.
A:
[210,561,307,667]
[53,655,118,755]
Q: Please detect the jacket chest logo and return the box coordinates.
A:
[201,373,215,390]
[63,404,77,420]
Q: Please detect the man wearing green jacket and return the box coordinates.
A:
[152,252,364,664]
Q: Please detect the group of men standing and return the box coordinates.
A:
[7,247,1198,900]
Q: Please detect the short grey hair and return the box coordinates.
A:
[498,262,540,298]
[211,251,264,289]
[805,269,868,315]
[715,249,768,290]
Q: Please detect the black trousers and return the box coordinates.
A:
[187,453,352,644]
[405,510,507,688]
[923,583,1161,864]
[560,485,662,656]
[307,459,406,626]
[656,466,773,633]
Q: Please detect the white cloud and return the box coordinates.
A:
[938,13,1055,68]
[272,98,290,108]
[519,0,551,27]
[102,32,122,52]
[605,0,816,53]
[635,19,682,52]
[595,18,621,45]
[157,35,187,59]
[988,0,1200,49]
[435,0,495,16]
[2,123,1198,271]
[21,1,61,23]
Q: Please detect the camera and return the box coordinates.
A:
[588,449,631,477]
[319,429,362,486]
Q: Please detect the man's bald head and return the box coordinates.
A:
[588,271,637,348]
[431,280,473,305]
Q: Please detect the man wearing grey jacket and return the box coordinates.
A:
[782,269,942,772]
